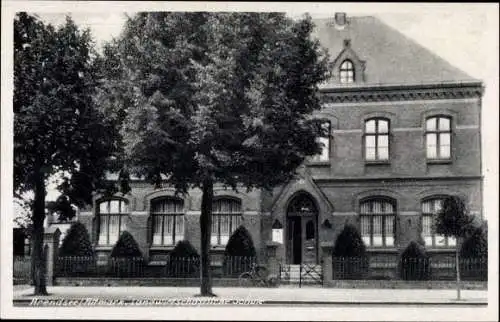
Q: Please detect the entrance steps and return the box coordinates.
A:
[280,264,323,284]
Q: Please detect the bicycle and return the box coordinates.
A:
[238,262,269,287]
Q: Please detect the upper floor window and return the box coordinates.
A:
[426,116,451,160]
[97,199,128,246]
[211,198,242,246]
[360,198,395,247]
[364,118,389,162]
[339,60,355,83]
[151,198,184,246]
[421,198,456,248]
[312,121,331,162]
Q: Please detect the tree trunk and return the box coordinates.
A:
[455,240,461,300]
[31,171,48,295]
[199,179,215,296]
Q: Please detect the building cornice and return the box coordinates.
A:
[319,82,483,103]
[313,175,483,184]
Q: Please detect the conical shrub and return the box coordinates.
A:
[399,241,430,280]
[332,224,368,280]
[166,240,200,278]
[223,226,257,277]
[59,222,94,257]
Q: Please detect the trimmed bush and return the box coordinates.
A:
[108,231,144,277]
[110,231,143,258]
[460,224,487,281]
[223,226,257,277]
[57,222,95,276]
[332,224,368,279]
[167,240,199,278]
[59,222,94,257]
[399,241,430,281]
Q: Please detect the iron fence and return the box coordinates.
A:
[332,256,487,281]
[13,256,31,283]
[55,255,257,279]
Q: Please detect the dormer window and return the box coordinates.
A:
[340,60,355,83]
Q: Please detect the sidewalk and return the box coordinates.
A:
[13,285,488,306]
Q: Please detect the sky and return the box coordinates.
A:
[3,2,499,222]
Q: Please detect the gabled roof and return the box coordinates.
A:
[312,16,479,87]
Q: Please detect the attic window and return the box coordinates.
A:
[339,60,355,83]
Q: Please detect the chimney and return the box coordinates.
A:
[335,12,347,26]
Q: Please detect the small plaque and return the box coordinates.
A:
[272,228,283,244]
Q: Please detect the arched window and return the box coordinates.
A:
[425,116,451,160]
[151,198,184,246]
[97,199,128,246]
[211,198,242,246]
[359,198,395,247]
[339,60,355,83]
[364,118,390,161]
[312,120,331,162]
[421,197,456,247]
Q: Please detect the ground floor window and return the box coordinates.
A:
[211,198,242,246]
[151,198,185,246]
[97,199,127,246]
[360,199,395,247]
[421,198,456,247]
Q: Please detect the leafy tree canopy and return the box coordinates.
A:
[435,195,475,239]
[100,12,331,192]
[14,12,123,208]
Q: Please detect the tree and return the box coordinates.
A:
[435,195,476,300]
[101,12,330,296]
[14,13,120,294]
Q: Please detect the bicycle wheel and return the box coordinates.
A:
[239,272,253,287]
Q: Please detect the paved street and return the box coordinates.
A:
[13,285,487,305]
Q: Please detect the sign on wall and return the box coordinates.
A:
[272,219,283,244]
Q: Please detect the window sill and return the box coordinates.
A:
[426,247,456,253]
[308,160,331,167]
[364,160,390,166]
[427,159,452,165]
[95,245,113,251]
[211,245,227,251]
[366,248,398,253]
[150,245,176,251]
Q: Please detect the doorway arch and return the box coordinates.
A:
[286,192,319,264]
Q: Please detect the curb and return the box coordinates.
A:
[13,298,488,307]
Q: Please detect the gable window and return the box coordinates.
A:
[426,116,451,160]
[211,198,242,246]
[364,118,389,162]
[312,121,331,162]
[360,198,395,247]
[339,60,355,83]
[151,198,184,246]
[97,199,127,246]
[421,198,456,248]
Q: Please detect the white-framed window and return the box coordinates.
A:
[426,116,451,160]
[211,198,242,246]
[360,199,395,247]
[339,60,355,83]
[312,121,331,162]
[421,198,456,248]
[364,118,390,162]
[97,199,128,246]
[151,198,185,246]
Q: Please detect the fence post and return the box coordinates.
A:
[320,242,334,286]
[43,227,61,286]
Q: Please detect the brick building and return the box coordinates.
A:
[75,14,483,274]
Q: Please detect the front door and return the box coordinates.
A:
[286,193,318,264]
[302,216,317,264]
